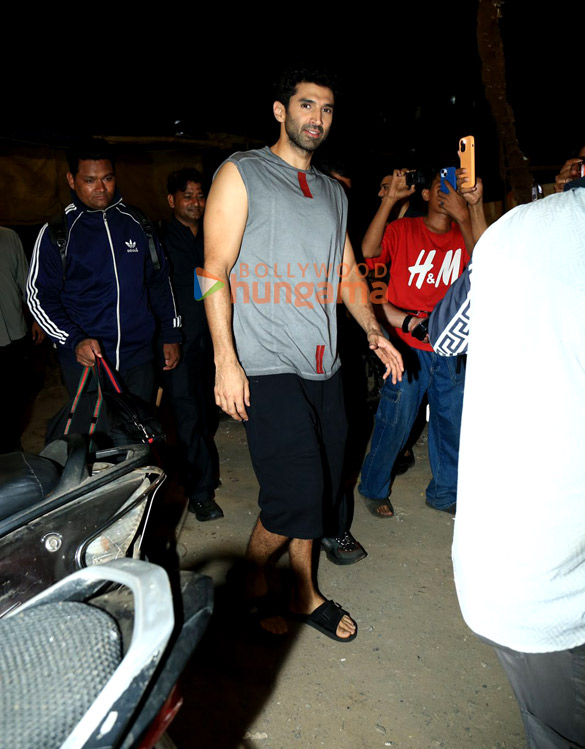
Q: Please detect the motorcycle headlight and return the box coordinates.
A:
[83,473,156,566]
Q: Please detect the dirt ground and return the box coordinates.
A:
[21,360,526,749]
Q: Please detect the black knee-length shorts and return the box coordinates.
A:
[244,370,347,539]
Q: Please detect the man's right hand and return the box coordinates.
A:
[214,361,250,422]
[383,169,416,203]
[457,169,484,205]
[75,338,103,367]
[555,158,584,193]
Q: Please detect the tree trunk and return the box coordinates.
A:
[477,0,533,205]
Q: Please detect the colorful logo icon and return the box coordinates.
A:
[194,268,224,300]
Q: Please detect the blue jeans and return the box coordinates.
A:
[359,347,465,510]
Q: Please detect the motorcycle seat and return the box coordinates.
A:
[0,600,121,748]
[0,453,61,522]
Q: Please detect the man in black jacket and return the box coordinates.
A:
[162,168,222,521]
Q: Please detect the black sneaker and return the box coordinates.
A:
[393,448,415,476]
[321,532,367,565]
[189,499,224,522]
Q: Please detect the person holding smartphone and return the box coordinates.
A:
[554,144,585,192]
[359,169,478,519]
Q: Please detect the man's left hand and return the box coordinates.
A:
[439,181,469,224]
[555,158,583,193]
[368,333,404,384]
[162,342,180,370]
[31,321,45,344]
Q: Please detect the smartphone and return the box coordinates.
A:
[458,135,476,188]
[405,170,426,188]
[440,167,456,194]
[531,182,543,201]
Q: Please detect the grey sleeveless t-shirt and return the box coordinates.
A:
[220,146,348,380]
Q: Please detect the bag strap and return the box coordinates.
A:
[95,357,158,445]
[48,204,161,283]
[47,211,69,283]
[89,382,103,437]
[63,366,103,437]
[63,368,90,435]
[95,356,123,393]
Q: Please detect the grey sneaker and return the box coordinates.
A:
[321,532,367,565]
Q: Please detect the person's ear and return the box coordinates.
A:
[273,101,286,123]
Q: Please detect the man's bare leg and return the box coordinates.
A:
[245,518,356,638]
[288,538,357,639]
[245,516,289,634]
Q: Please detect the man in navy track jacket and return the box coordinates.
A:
[27,139,181,402]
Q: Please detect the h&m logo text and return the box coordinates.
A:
[408,249,463,288]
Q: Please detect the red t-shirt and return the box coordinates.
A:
[366,217,470,350]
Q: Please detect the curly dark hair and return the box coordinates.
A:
[274,67,338,109]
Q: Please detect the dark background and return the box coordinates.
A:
[2,2,582,205]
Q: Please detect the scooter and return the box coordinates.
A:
[0,433,165,618]
[0,557,214,749]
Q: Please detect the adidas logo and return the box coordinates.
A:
[125,239,138,252]
[194,268,224,300]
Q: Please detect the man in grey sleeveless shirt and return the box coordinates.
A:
[204,68,404,641]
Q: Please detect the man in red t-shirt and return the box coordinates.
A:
[359,169,480,517]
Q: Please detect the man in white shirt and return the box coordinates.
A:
[428,181,585,748]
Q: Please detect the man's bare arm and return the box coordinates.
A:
[376,301,428,341]
[340,235,404,383]
[361,170,415,258]
[203,162,250,422]
[457,170,488,244]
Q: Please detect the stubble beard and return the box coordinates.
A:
[285,117,328,154]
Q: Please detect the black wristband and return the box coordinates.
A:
[402,314,413,333]
[410,318,429,342]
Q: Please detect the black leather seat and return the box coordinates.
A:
[0,453,61,522]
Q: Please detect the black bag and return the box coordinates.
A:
[46,358,165,448]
